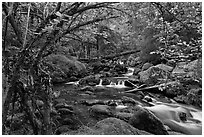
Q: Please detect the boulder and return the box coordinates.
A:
[93,117,151,135]
[128,106,168,135]
[63,126,95,135]
[55,120,83,134]
[114,112,134,122]
[89,105,113,120]
[63,118,151,135]
[163,81,185,98]
[55,125,71,135]
[44,54,87,83]
[138,65,171,86]
[141,62,153,71]
[101,78,111,85]
[57,108,74,115]
[121,96,140,106]
[172,59,202,81]
[155,64,173,72]
[55,102,74,111]
[168,131,184,135]
[78,75,100,86]
[79,86,95,92]
[61,117,82,129]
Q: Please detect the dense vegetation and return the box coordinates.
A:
[2,2,202,135]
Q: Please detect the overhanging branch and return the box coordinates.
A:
[69,15,120,32]
[2,2,23,45]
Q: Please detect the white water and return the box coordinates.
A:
[95,79,103,87]
[65,81,79,85]
[95,78,128,89]
[65,66,202,134]
[115,80,126,88]
[144,96,202,135]
[123,67,135,76]
[106,81,116,88]
[105,80,128,89]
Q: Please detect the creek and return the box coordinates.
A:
[53,67,202,135]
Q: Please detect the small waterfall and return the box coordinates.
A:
[106,80,127,88]
[96,79,103,87]
[115,80,126,88]
[65,81,79,85]
[117,80,124,86]
[110,82,116,86]
[123,67,135,76]
[106,82,116,88]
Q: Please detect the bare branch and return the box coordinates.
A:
[22,3,31,48]
[106,6,132,17]
[69,15,120,32]
[74,2,109,14]
[2,2,23,45]
[151,2,190,30]
[67,12,82,30]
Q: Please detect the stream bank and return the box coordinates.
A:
[51,62,202,135]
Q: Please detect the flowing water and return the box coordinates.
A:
[53,67,202,135]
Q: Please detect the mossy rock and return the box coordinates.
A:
[44,54,87,83]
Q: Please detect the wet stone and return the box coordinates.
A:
[55,102,74,111]
[128,106,168,135]
[121,96,139,105]
[58,108,74,115]
[80,86,95,92]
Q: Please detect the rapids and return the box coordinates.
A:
[61,66,202,135]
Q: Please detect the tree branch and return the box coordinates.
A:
[69,15,119,33]
[22,3,31,48]
[2,2,23,45]
[106,6,132,17]
[3,15,8,52]
[61,2,108,15]
[74,2,111,14]
[151,2,190,30]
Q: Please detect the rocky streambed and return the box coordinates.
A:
[51,67,202,135]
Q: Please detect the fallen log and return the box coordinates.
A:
[102,49,140,60]
[78,49,141,62]
[124,84,163,94]
[124,82,179,98]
